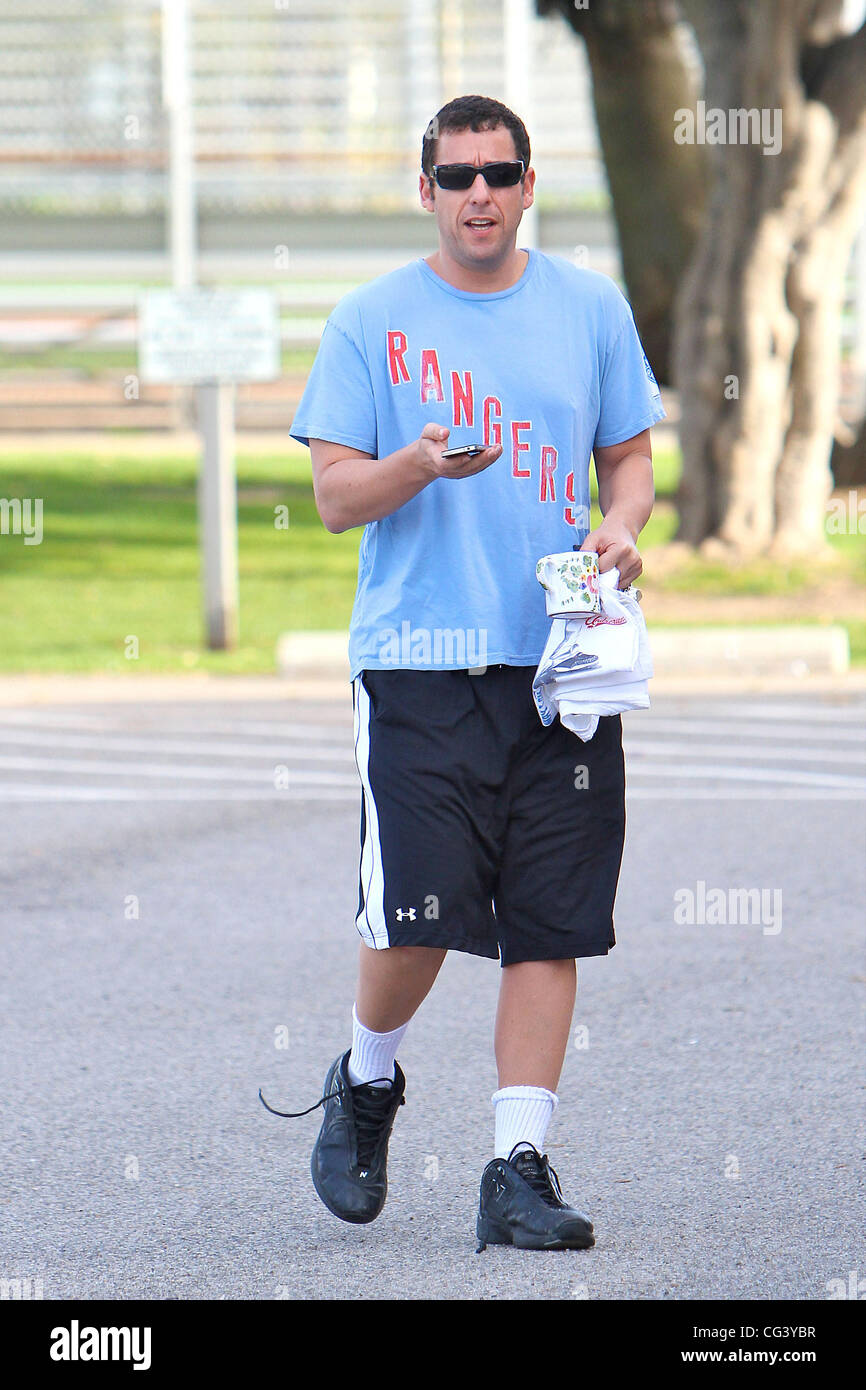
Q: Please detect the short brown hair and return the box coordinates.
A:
[421,94,531,179]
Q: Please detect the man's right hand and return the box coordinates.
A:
[416,422,503,480]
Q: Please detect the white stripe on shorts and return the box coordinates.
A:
[352,675,390,949]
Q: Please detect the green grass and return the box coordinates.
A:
[0,450,360,673]
[0,445,863,673]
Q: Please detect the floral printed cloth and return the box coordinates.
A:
[531,568,653,741]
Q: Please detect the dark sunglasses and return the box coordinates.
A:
[431,160,525,191]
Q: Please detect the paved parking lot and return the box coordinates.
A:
[1,688,863,1299]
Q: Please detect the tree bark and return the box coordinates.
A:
[673,0,866,552]
[537,0,705,382]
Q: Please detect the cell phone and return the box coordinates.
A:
[440,444,486,458]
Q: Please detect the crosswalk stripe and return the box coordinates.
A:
[2,751,859,789]
[0,712,351,740]
[0,784,359,802]
[624,762,865,789]
[0,730,354,761]
[0,755,358,785]
[678,701,865,724]
[0,728,861,767]
[624,717,866,743]
[0,785,860,803]
[622,738,863,765]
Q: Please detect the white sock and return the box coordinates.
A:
[492,1085,559,1160]
[347,1003,409,1089]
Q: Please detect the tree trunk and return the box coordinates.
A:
[831,417,866,487]
[674,0,866,553]
[537,0,705,382]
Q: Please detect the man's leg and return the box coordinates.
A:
[494,957,575,1090]
[304,943,446,1227]
[476,955,593,1250]
[348,943,447,1088]
[490,957,575,1163]
[355,942,447,1033]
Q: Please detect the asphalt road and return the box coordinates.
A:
[1,688,864,1301]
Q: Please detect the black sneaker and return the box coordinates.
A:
[475,1143,595,1251]
[259,1050,405,1225]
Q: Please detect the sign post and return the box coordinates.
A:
[197,380,238,648]
[138,289,280,649]
[159,0,281,651]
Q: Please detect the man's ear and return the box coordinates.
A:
[419,172,435,212]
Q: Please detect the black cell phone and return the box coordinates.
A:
[440,444,486,458]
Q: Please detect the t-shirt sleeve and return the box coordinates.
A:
[593,290,666,451]
[289,316,377,454]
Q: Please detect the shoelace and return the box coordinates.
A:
[351,1084,401,1168]
[512,1151,565,1208]
[258,1075,394,1119]
[258,1076,399,1170]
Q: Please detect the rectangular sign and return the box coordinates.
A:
[138,289,280,383]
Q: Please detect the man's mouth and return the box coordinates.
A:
[465,218,497,231]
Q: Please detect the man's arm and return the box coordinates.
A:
[309,425,502,533]
[580,428,655,587]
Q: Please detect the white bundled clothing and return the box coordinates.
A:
[531,568,653,742]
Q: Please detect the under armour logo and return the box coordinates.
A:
[395,907,416,921]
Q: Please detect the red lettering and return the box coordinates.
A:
[451,371,474,428]
[564,471,576,526]
[387,331,410,385]
[420,349,445,404]
[511,421,531,478]
[540,446,557,502]
[483,396,502,448]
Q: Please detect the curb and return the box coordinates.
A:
[276,626,853,682]
[0,627,861,706]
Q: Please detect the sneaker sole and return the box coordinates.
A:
[310,1153,386,1225]
[476,1215,595,1250]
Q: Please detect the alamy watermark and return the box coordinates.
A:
[1,1275,43,1299]
[825,1269,866,1299]
[826,490,866,535]
[673,880,782,936]
[0,497,43,545]
[674,101,782,157]
[377,622,488,673]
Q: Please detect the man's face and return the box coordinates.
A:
[419,125,535,270]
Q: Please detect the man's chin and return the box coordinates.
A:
[455,234,507,265]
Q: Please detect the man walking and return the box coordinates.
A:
[269,94,664,1250]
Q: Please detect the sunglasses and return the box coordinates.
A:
[430,160,525,191]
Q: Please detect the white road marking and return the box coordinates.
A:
[0,786,860,802]
[0,728,860,767]
[0,730,353,761]
[0,755,358,785]
[624,717,866,743]
[0,712,350,739]
[623,762,865,789]
[0,784,359,802]
[0,699,863,802]
[670,701,866,723]
[622,738,863,765]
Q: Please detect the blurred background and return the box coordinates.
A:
[0,0,864,677]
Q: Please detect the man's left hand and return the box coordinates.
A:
[580,518,642,588]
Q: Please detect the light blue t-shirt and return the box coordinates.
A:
[290,249,665,680]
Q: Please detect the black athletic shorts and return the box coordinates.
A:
[351,663,626,967]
